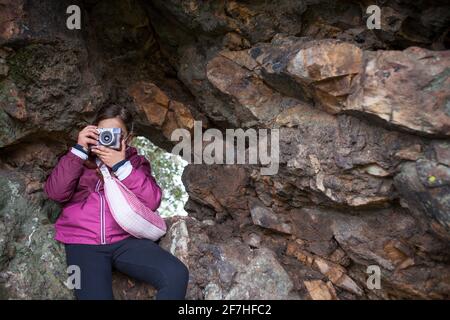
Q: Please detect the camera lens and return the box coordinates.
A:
[99,131,114,146]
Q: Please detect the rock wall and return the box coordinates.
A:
[0,0,449,299]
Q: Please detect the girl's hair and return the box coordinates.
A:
[94,104,134,134]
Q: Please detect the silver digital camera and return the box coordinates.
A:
[97,128,122,149]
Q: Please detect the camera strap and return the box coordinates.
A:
[96,160,167,241]
[99,163,112,180]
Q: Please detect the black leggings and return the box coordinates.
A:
[65,237,189,300]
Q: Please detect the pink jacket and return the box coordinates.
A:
[44,146,162,245]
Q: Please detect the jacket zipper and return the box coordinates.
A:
[95,180,106,244]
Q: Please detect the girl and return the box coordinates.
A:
[44,104,189,300]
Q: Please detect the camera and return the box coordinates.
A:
[97,128,122,149]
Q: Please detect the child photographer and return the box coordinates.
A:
[44,104,189,300]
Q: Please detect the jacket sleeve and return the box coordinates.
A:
[44,150,85,203]
[116,156,162,211]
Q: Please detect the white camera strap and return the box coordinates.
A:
[99,163,112,180]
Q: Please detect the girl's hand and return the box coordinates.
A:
[77,125,99,150]
[91,139,126,169]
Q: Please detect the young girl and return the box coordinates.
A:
[44,104,189,300]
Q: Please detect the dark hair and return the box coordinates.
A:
[94,104,134,134]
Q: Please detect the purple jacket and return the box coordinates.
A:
[44,146,162,245]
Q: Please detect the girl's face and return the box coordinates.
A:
[97,117,132,145]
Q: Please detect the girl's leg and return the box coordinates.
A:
[65,244,114,300]
[112,238,189,300]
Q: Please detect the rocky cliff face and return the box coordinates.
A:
[0,0,449,299]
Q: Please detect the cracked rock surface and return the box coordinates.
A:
[0,0,449,299]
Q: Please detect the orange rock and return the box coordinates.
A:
[304,280,338,300]
[128,81,169,127]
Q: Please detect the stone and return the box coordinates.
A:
[395,145,422,161]
[128,81,170,127]
[0,0,23,42]
[223,247,296,300]
[1,0,450,301]
[164,218,190,266]
[222,32,250,50]
[304,280,338,300]
[203,282,223,300]
[346,47,450,136]
[206,54,284,126]
[394,160,450,235]
[363,164,390,177]
[244,232,261,248]
[286,40,363,114]
[313,257,363,296]
[249,35,450,136]
[434,142,450,167]
[250,200,292,235]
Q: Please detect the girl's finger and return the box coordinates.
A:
[94,145,107,151]
[91,149,105,156]
[86,132,99,140]
[99,146,113,155]
[90,147,101,154]
[93,149,111,157]
[86,138,98,145]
